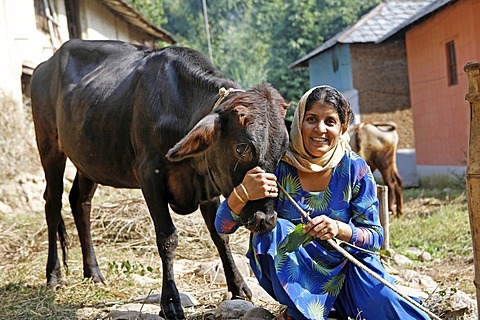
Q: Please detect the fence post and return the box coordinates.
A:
[377,185,389,250]
[464,61,480,318]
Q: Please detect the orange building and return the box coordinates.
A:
[381,0,479,177]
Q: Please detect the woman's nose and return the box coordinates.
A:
[315,121,327,132]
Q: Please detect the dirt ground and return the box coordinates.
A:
[397,190,475,298]
[0,178,475,319]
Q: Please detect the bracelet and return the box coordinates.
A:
[232,186,246,203]
[336,220,342,238]
[238,183,250,200]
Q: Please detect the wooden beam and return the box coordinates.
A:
[464,60,480,319]
[377,185,390,251]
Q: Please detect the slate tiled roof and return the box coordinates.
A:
[378,0,457,42]
[289,0,433,68]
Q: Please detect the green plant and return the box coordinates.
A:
[390,191,470,260]
[108,260,155,276]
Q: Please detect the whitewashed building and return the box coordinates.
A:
[0,0,175,137]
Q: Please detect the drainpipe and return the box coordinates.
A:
[464,61,480,318]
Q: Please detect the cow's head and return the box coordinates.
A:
[166,83,289,233]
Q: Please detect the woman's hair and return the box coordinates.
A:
[305,86,355,128]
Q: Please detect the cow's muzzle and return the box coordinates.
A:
[241,209,277,234]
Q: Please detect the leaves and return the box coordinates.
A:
[128,0,382,101]
[281,223,314,253]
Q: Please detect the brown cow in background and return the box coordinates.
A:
[348,122,403,217]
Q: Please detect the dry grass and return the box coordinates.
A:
[0,185,266,319]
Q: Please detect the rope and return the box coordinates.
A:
[276,182,441,320]
[212,87,245,110]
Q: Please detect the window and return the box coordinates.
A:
[34,0,49,33]
[332,48,339,73]
[446,41,458,86]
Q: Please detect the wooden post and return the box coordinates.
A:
[464,61,480,318]
[377,185,389,250]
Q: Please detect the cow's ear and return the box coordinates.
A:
[234,105,248,126]
[166,113,220,162]
[279,99,289,118]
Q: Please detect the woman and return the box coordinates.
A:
[215,86,430,319]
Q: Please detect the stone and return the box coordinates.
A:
[195,255,252,285]
[0,201,12,214]
[245,277,276,303]
[418,251,432,262]
[107,303,163,320]
[133,292,198,308]
[398,269,438,290]
[130,274,158,285]
[241,307,275,319]
[393,253,413,266]
[425,287,477,320]
[215,300,255,319]
[195,261,227,284]
[405,247,423,257]
[76,307,104,319]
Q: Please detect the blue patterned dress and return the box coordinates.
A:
[215,150,430,320]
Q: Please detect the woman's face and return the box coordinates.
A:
[301,101,342,158]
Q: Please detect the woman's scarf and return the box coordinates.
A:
[283,86,350,173]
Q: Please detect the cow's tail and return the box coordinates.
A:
[58,216,70,272]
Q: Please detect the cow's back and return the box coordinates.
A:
[31,40,152,186]
[349,123,398,157]
[30,40,234,188]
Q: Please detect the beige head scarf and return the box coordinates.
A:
[283,85,351,173]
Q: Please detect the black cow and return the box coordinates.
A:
[30,39,288,319]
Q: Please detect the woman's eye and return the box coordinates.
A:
[305,116,317,124]
[235,143,249,157]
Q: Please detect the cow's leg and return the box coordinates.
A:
[392,168,404,216]
[200,198,252,299]
[68,173,104,282]
[38,142,67,286]
[378,168,397,217]
[140,178,184,320]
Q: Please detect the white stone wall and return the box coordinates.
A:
[82,0,133,41]
[0,0,23,110]
[7,0,144,73]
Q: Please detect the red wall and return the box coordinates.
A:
[406,0,479,167]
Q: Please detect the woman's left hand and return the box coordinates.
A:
[303,215,340,240]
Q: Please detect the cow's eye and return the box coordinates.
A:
[235,143,249,158]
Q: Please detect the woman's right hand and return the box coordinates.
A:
[239,166,278,200]
[228,166,278,214]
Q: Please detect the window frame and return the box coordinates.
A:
[446,40,458,86]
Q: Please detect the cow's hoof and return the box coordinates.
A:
[84,268,106,284]
[160,303,185,320]
[46,270,63,288]
[232,282,253,300]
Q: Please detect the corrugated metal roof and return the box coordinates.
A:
[289,0,433,68]
[377,0,457,42]
[97,0,176,44]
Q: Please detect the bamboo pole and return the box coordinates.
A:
[377,185,390,250]
[464,61,480,318]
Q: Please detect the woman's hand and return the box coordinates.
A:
[240,166,278,200]
[303,215,341,240]
[228,166,278,214]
